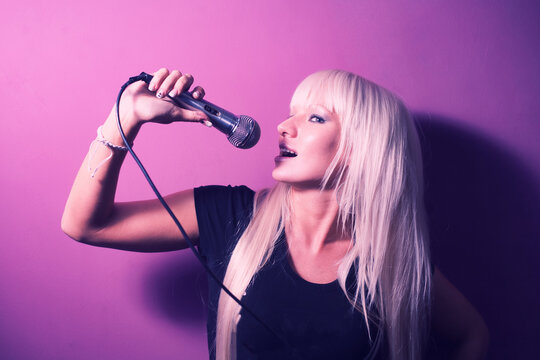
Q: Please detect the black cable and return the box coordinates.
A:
[115,73,294,354]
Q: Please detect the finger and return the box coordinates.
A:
[169,73,194,98]
[191,86,206,99]
[170,107,208,122]
[156,70,182,98]
[148,68,169,92]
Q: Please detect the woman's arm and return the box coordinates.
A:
[61,68,208,252]
[431,267,490,359]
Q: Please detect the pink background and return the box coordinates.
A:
[1,1,539,359]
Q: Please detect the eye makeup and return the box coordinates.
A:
[288,104,333,124]
[309,114,326,123]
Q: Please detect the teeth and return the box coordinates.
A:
[279,147,297,157]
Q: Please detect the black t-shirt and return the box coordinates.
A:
[194,185,380,360]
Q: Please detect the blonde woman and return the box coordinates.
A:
[62,68,489,359]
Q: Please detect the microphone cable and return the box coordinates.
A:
[115,73,297,356]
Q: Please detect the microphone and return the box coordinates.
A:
[139,72,260,149]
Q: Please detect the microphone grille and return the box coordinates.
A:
[227,115,261,149]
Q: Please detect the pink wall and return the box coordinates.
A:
[1,1,538,358]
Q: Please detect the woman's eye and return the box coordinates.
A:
[309,115,326,123]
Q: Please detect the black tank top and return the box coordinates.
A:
[194,185,380,360]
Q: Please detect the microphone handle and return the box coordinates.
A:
[138,72,238,136]
[175,92,238,136]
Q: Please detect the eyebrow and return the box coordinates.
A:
[311,104,332,114]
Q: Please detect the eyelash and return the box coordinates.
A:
[309,114,326,123]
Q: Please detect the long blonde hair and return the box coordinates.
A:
[216,70,431,360]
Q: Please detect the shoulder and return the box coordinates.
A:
[194,185,256,264]
[193,184,256,235]
[430,267,489,357]
[194,185,255,212]
[194,184,254,198]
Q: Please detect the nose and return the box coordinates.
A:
[277,116,297,137]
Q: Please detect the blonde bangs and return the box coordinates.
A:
[290,70,340,116]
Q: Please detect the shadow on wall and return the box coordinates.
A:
[141,115,540,358]
[416,114,540,359]
[141,252,208,327]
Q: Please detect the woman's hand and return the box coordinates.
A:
[119,67,209,127]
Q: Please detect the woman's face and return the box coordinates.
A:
[271,94,341,188]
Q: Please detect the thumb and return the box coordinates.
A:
[170,107,208,123]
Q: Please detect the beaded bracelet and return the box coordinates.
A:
[95,125,129,151]
[87,126,132,178]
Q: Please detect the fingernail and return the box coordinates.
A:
[168,90,177,97]
[203,120,213,127]
[193,91,200,98]
[148,83,155,91]
[156,92,163,98]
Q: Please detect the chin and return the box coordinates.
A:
[271,171,324,189]
[272,167,299,183]
[271,169,285,182]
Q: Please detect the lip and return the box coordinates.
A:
[278,142,297,158]
[274,155,293,163]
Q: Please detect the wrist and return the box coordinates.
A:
[102,106,141,147]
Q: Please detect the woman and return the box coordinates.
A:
[62,68,489,359]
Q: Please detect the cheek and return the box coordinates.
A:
[305,137,339,169]
[319,134,340,160]
[305,129,339,150]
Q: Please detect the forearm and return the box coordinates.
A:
[61,107,140,240]
[61,69,207,246]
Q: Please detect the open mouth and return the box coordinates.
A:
[279,144,297,157]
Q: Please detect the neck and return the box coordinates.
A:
[286,186,348,254]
